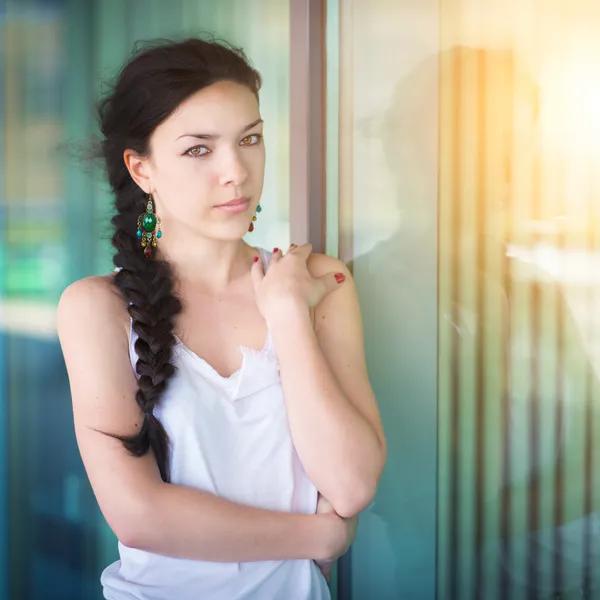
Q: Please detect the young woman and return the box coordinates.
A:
[57,38,386,600]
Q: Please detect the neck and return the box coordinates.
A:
[156,232,256,292]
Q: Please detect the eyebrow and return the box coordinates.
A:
[175,118,264,141]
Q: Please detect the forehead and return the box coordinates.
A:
[159,81,260,137]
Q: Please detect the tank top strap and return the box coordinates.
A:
[258,247,273,271]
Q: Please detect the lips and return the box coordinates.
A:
[218,197,249,207]
[215,197,251,214]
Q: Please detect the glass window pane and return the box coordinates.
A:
[329,1,600,598]
[1,1,291,597]
[436,3,600,598]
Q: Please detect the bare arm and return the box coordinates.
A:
[57,276,346,562]
[264,252,386,518]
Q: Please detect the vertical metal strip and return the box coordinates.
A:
[289,0,326,252]
[324,2,353,596]
[324,0,340,259]
[337,0,353,266]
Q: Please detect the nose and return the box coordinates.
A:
[218,147,249,188]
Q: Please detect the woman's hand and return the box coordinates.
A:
[314,493,358,582]
[251,244,347,325]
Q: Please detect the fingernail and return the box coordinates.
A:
[273,247,279,253]
[335,273,346,284]
[253,256,259,263]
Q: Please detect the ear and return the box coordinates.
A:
[123,149,152,194]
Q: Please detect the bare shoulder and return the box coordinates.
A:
[57,274,138,435]
[305,252,360,335]
[57,274,128,337]
[306,252,352,279]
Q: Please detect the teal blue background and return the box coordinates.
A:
[2,1,600,599]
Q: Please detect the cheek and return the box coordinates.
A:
[162,157,215,191]
[247,147,266,178]
[153,160,212,213]
[153,154,187,187]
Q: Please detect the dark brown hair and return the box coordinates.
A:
[97,37,261,481]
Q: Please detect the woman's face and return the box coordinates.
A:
[144,80,265,241]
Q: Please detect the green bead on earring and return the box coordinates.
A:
[136,194,162,257]
[248,203,262,233]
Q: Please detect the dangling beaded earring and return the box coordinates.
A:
[248,203,262,232]
[137,193,162,258]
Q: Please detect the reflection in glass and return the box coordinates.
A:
[333,2,600,598]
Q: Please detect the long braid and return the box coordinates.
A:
[107,149,181,482]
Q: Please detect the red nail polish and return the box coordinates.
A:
[253,256,259,262]
[335,273,346,284]
[273,247,279,253]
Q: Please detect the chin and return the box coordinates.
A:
[209,221,254,242]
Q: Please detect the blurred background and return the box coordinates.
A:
[1,0,599,599]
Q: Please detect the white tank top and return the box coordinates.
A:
[101,248,330,600]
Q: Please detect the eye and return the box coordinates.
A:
[240,134,263,146]
[185,145,210,157]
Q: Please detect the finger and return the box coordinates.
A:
[270,247,282,264]
[317,270,347,297]
[294,243,312,260]
[251,255,264,289]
